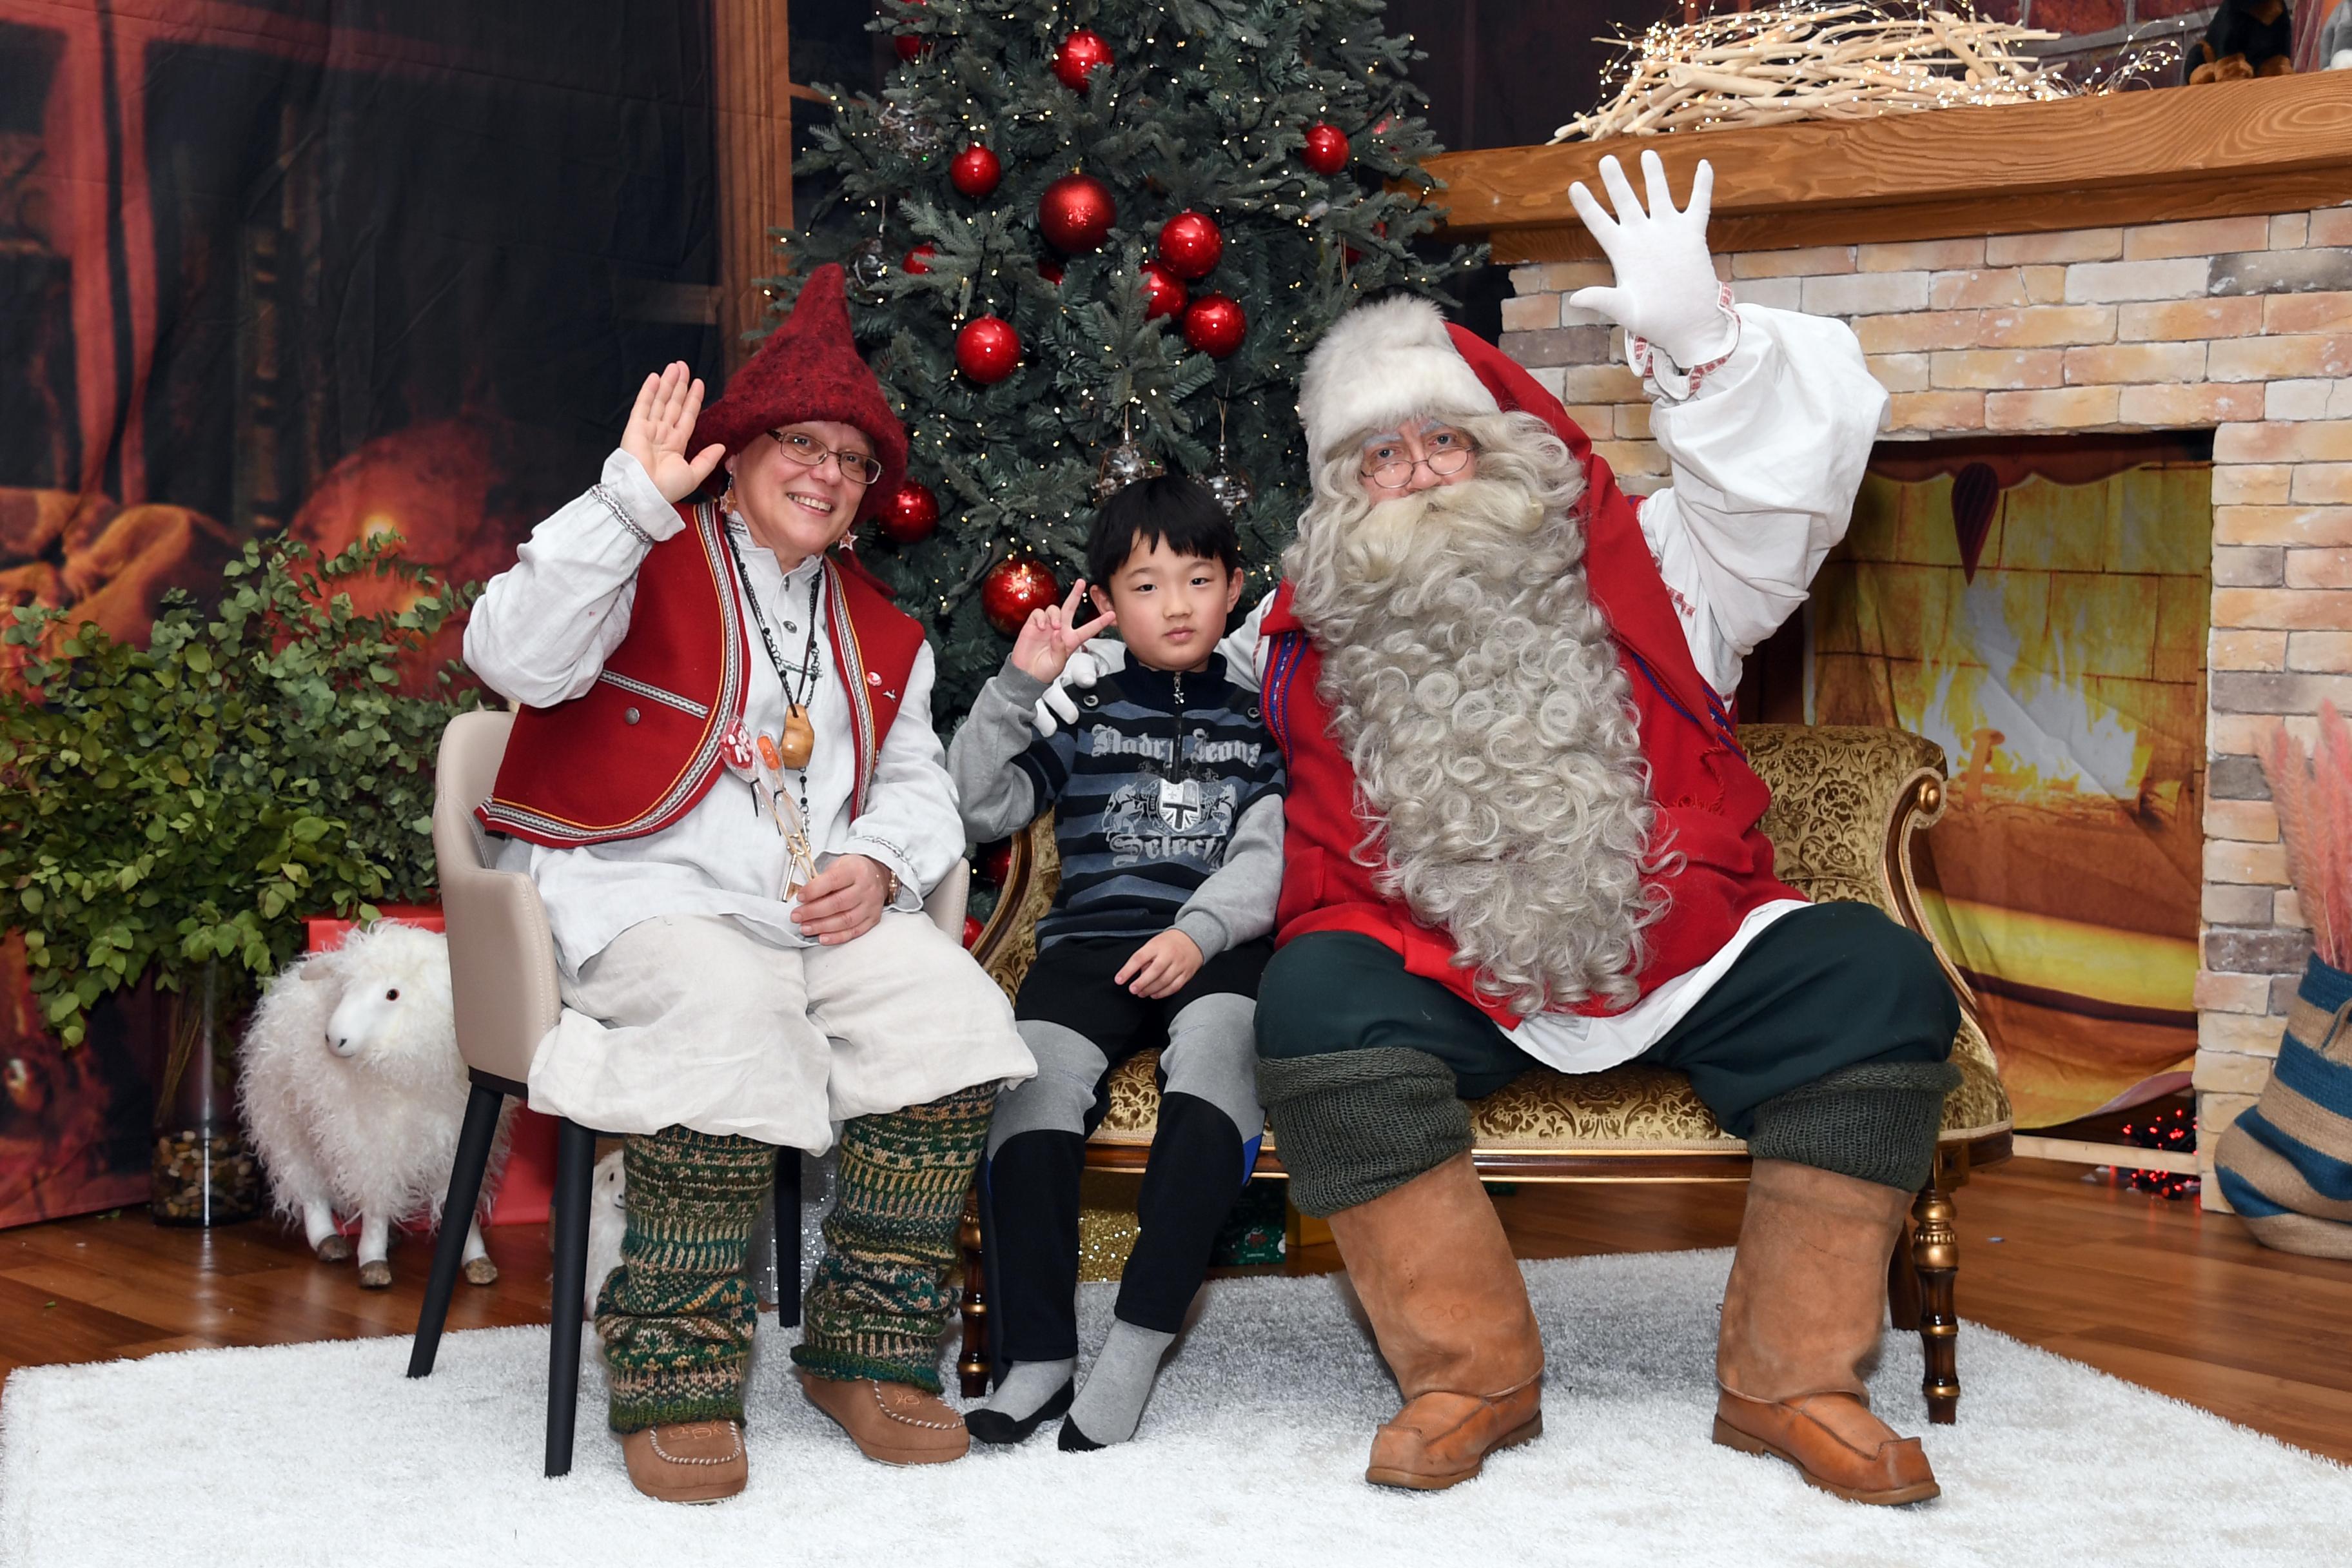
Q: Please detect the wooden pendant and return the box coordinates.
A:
[778,703,815,770]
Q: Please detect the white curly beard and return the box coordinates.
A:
[1285,426,1662,1017]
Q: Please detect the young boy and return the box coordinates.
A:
[948,475,1284,1451]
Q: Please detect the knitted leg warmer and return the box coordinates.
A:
[1257,1048,1471,1219]
[595,1125,776,1433]
[792,1081,997,1392]
[1747,1061,1965,1193]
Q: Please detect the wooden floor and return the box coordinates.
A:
[3,1158,2347,1464]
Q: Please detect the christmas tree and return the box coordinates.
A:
[776,0,1476,715]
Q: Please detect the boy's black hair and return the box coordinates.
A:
[1084,474,1242,589]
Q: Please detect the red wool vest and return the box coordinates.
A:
[1262,339,1800,1027]
[480,500,926,848]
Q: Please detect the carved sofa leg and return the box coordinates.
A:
[1911,1181,1960,1425]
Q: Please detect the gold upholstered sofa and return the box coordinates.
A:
[958,724,2015,1415]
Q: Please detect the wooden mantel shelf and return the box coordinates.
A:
[1426,72,2352,262]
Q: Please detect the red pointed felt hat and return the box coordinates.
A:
[691,263,909,517]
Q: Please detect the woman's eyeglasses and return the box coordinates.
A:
[769,429,883,486]
[1360,427,1476,489]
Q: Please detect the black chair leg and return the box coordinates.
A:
[774,1151,802,1328]
[407,1083,507,1379]
[545,1117,597,1478]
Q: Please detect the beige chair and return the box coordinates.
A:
[963,724,2014,1416]
[406,708,969,1476]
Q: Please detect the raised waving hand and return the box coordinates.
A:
[1565,150,1737,371]
[622,361,729,503]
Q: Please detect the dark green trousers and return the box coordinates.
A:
[1255,902,1962,1212]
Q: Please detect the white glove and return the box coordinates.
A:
[1030,639,1126,737]
[1566,151,1736,372]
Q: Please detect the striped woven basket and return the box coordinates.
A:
[2215,954,2352,1258]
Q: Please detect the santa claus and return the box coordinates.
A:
[1045,152,1960,1504]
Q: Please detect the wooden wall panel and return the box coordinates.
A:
[712,0,797,372]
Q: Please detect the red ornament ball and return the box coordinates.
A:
[1182,293,1246,358]
[979,839,1014,887]
[902,244,937,275]
[1039,259,1066,286]
[879,478,940,545]
[950,144,1001,199]
[1157,210,1223,280]
[955,315,1022,383]
[1052,28,1114,92]
[1139,259,1188,320]
[983,557,1060,636]
[1302,121,1351,175]
[1038,173,1116,253]
[962,914,984,950]
[894,0,930,60]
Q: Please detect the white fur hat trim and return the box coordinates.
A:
[1295,293,1499,460]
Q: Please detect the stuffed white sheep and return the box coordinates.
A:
[239,923,512,1289]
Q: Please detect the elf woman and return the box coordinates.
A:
[464,265,1034,1503]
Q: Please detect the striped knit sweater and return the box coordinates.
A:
[948,652,1286,959]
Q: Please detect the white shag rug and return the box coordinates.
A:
[3,1247,2344,1567]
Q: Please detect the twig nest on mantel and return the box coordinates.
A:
[1552,3,2177,143]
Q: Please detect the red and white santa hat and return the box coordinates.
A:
[1295,293,1500,460]
[1296,291,1599,467]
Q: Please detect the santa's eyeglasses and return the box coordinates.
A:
[1360,426,1478,489]
[767,428,884,487]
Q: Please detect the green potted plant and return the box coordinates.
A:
[0,536,480,1225]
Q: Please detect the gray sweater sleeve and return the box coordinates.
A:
[945,657,1050,841]
[1172,792,1286,961]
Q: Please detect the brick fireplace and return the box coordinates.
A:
[1430,73,2352,1204]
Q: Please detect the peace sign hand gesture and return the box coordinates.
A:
[1565,150,1736,372]
[1012,580,1118,689]
[622,361,729,503]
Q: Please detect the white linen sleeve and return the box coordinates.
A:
[843,642,966,905]
[460,448,681,708]
[1225,589,1274,691]
[1634,304,1888,696]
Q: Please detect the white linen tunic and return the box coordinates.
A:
[463,449,959,979]
[462,455,1032,1146]
[1216,303,1889,1075]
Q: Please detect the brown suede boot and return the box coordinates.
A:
[1712,1158,1940,1506]
[798,1370,972,1465]
[1324,1152,1545,1491]
[619,1420,747,1504]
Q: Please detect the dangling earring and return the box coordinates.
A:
[718,468,738,517]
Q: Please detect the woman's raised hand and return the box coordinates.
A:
[1012,580,1117,689]
[622,362,729,503]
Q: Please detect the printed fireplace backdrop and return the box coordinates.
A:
[0,0,728,1225]
[1808,436,2214,1129]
